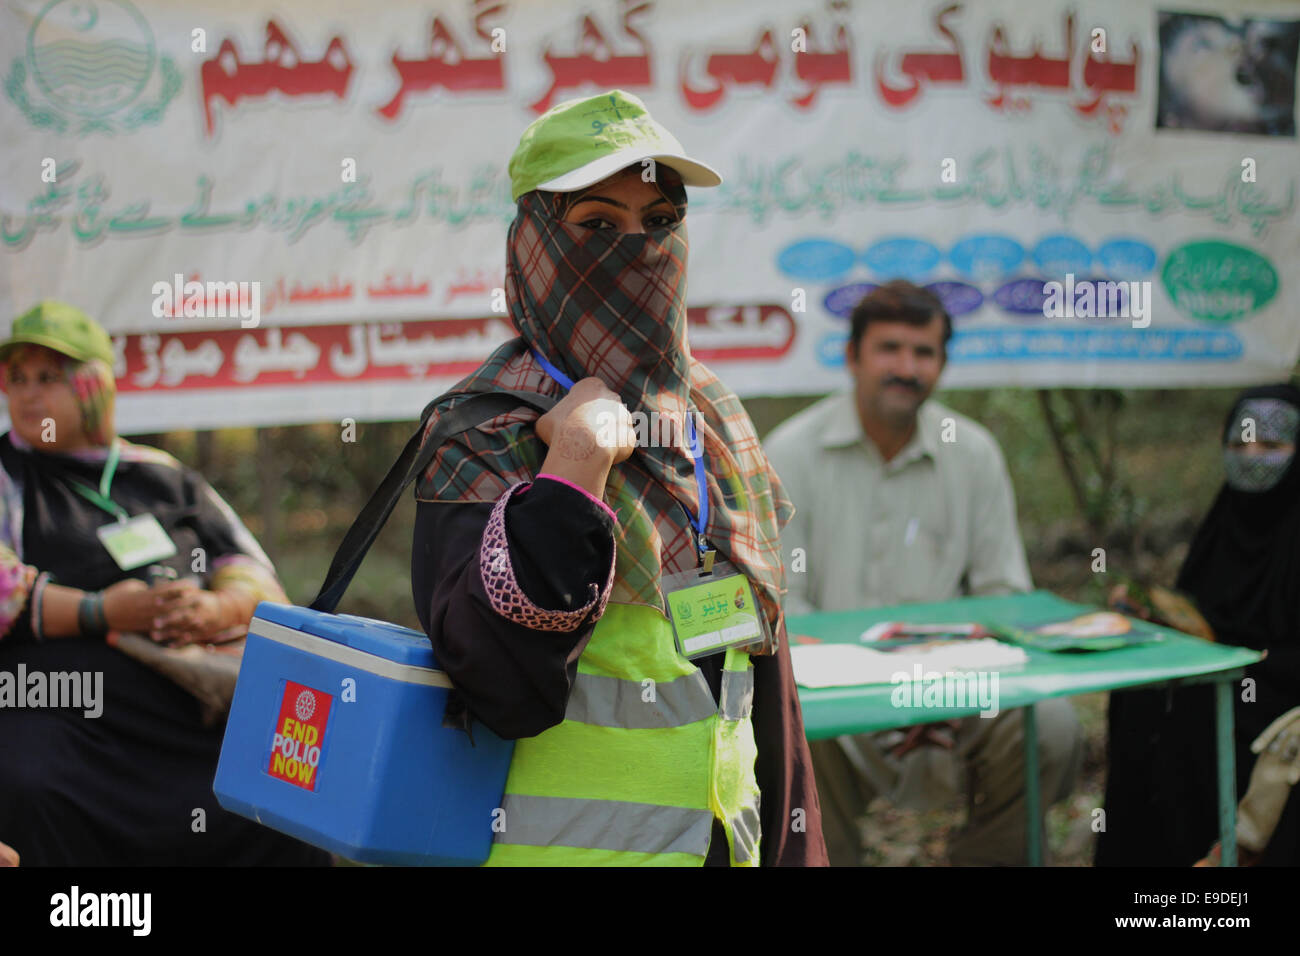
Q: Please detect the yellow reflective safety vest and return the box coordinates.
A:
[485,602,762,866]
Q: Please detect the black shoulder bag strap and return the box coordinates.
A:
[310,388,557,613]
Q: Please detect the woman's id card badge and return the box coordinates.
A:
[97,514,178,571]
[662,559,776,659]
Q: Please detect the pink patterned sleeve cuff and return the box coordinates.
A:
[0,549,37,642]
[536,473,618,522]
[480,482,615,632]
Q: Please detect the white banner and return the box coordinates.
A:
[2,0,1298,432]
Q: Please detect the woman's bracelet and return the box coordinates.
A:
[30,572,52,642]
[77,590,108,639]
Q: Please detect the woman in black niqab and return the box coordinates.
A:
[1096,384,1300,866]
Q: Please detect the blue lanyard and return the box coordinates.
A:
[531,349,575,391]
[684,414,709,548]
[530,348,711,557]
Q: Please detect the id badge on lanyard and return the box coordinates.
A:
[662,416,776,659]
[96,514,177,571]
[66,440,178,571]
[662,559,775,660]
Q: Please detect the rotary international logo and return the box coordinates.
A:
[5,0,180,135]
[295,689,316,722]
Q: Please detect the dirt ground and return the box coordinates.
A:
[855,690,1108,866]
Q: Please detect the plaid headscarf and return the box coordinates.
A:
[418,178,793,628]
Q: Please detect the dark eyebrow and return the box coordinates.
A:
[570,195,673,213]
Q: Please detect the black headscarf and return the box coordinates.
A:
[1175,384,1300,661]
[1096,384,1300,867]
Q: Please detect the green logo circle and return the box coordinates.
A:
[1160,240,1278,322]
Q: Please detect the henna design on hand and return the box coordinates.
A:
[556,426,598,461]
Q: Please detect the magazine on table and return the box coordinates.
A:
[990,611,1167,652]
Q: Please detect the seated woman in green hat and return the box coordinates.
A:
[0,301,328,866]
[412,91,827,866]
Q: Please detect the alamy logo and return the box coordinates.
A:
[1041,274,1152,328]
[890,665,1000,719]
[50,886,151,936]
[151,274,261,327]
[0,665,102,718]
[595,409,704,450]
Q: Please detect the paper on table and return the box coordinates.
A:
[791,639,1029,689]
[894,638,1029,673]
[790,644,910,688]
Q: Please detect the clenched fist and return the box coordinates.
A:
[535,377,636,499]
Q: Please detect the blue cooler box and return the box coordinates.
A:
[214,603,513,866]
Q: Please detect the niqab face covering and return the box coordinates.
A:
[1176,383,1300,655]
[419,175,793,628]
[508,180,694,421]
[1223,397,1300,493]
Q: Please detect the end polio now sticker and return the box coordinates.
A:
[664,562,762,660]
[268,681,332,791]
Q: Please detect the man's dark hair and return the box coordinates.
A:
[847,280,952,356]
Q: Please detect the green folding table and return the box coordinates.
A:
[788,589,1262,866]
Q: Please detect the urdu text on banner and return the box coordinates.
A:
[2,0,1298,431]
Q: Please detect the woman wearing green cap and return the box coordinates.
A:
[0,301,327,866]
[412,91,827,866]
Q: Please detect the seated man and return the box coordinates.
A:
[765,280,1082,866]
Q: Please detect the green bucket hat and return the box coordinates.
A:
[507,89,722,201]
[0,301,114,365]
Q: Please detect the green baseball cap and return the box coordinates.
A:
[0,301,114,365]
[508,89,722,201]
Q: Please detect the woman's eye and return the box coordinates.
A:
[646,215,677,229]
[578,217,615,231]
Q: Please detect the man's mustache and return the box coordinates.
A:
[883,376,923,391]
